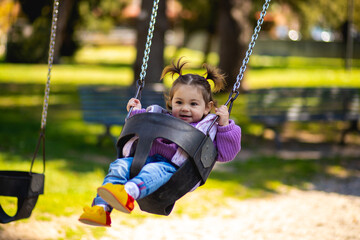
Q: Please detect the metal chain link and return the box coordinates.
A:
[138,0,160,86]
[40,0,59,130]
[232,0,271,93]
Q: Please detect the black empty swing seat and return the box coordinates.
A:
[0,171,44,223]
[117,112,217,215]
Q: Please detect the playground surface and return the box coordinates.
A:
[1,187,359,240]
[1,142,359,240]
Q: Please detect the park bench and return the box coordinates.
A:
[78,85,166,144]
[246,88,360,147]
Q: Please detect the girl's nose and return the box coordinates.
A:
[181,105,190,112]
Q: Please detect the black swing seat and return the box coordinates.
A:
[117,112,217,215]
[0,171,44,223]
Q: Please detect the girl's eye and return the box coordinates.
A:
[191,102,198,106]
[175,101,182,105]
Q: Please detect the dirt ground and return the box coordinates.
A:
[1,142,359,240]
[1,188,359,240]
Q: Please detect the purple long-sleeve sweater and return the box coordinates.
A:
[129,109,241,163]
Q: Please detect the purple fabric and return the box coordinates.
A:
[128,109,241,162]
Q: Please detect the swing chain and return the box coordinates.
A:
[41,0,59,130]
[127,0,160,119]
[30,0,59,173]
[207,0,270,135]
[232,0,271,93]
[138,0,160,86]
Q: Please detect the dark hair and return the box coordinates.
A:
[161,57,226,111]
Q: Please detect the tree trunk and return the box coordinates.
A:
[218,0,252,93]
[133,0,167,86]
[203,0,219,64]
[54,0,76,63]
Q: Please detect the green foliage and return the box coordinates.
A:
[178,0,218,31]
[6,16,51,63]
[4,0,55,63]
[274,0,360,38]
[77,0,128,33]
[180,0,360,41]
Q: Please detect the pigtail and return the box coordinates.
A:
[164,57,226,111]
[161,57,188,79]
[203,63,226,93]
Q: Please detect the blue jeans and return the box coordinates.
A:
[93,154,177,207]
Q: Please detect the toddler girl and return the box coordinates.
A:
[79,58,241,227]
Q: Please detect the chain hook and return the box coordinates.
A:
[126,79,147,119]
[206,90,239,136]
[225,90,240,115]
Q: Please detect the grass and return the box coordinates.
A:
[0,46,359,238]
[246,68,360,88]
[1,45,359,88]
[247,55,360,88]
[0,64,133,86]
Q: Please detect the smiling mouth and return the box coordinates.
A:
[180,115,191,119]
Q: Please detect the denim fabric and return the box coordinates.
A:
[93,154,177,207]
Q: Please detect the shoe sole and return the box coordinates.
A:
[78,218,110,227]
[97,187,131,214]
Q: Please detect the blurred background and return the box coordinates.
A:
[1,0,360,79]
[0,0,359,239]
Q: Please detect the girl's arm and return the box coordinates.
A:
[215,120,241,162]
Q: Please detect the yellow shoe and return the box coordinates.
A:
[78,205,111,227]
[97,183,135,213]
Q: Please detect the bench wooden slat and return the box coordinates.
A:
[246,87,360,145]
[247,88,360,123]
[78,85,166,143]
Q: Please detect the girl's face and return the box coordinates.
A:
[171,84,213,123]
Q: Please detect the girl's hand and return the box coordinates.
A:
[215,105,229,126]
[127,98,142,111]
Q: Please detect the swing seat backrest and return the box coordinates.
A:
[116,113,217,215]
[0,171,44,223]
